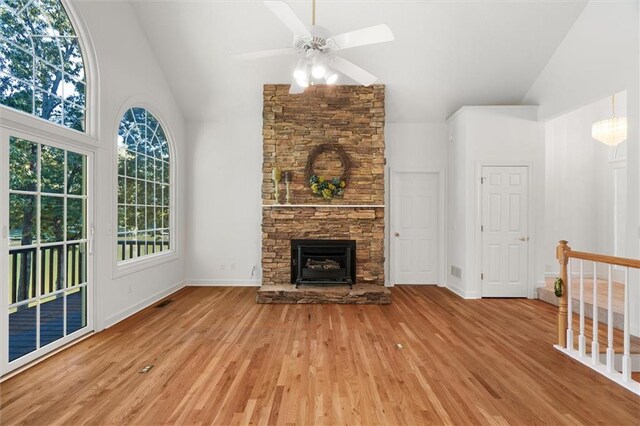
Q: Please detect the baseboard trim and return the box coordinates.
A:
[104,280,186,328]
[446,282,465,298]
[186,279,261,287]
[445,283,482,300]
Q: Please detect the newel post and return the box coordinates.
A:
[556,240,571,347]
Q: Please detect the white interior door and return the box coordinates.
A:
[392,172,439,285]
[481,166,529,297]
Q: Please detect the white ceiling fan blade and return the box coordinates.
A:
[231,47,296,60]
[330,56,378,86]
[328,24,394,51]
[289,79,305,95]
[263,1,312,39]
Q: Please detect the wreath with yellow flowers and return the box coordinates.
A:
[305,143,352,200]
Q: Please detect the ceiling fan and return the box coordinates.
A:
[233,0,394,94]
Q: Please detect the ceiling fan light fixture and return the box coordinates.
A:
[312,64,326,79]
[325,73,338,84]
[248,1,394,94]
[293,68,307,82]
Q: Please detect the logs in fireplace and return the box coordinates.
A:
[291,239,356,288]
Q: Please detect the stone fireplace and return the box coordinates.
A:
[257,84,390,304]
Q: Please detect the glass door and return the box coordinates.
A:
[3,135,92,373]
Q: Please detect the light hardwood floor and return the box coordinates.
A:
[1,286,639,425]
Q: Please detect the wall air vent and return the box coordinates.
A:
[450,266,462,279]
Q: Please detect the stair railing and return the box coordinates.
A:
[556,240,639,395]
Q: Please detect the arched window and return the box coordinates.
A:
[0,0,86,131]
[117,107,171,262]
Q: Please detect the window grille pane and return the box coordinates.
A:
[1,77,33,114]
[10,138,38,191]
[41,145,65,194]
[66,198,85,241]
[67,151,86,195]
[40,196,64,243]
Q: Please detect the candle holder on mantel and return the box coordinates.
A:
[272,167,282,204]
[284,171,292,204]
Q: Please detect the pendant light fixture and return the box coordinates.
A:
[592,94,628,146]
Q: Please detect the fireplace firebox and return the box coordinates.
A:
[291,239,356,288]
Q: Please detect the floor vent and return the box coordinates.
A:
[155,299,174,308]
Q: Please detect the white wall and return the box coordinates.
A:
[525,0,639,335]
[73,1,187,329]
[447,107,544,298]
[446,113,467,296]
[185,120,262,285]
[386,123,448,171]
[543,92,627,274]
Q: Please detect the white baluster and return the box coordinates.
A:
[606,264,614,373]
[591,262,599,364]
[566,259,573,350]
[579,260,586,357]
[622,267,631,382]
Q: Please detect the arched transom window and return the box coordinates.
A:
[0,0,86,131]
[117,107,171,262]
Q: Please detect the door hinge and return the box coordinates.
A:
[481,273,484,280]
[481,225,484,232]
[480,177,486,184]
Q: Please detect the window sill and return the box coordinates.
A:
[113,249,179,278]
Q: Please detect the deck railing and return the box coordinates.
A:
[9,240,169,304]
[556,240,639,395]
[117,239,170,261]
[9,243,85,305]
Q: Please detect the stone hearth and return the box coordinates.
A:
[256,284,391,304]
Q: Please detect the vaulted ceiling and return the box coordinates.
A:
[130,0,587,122]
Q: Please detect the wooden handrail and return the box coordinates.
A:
[555,240,640,346]
[555,240,639,392]
[566,250,640,270]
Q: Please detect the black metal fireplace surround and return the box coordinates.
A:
[291,239,356,288]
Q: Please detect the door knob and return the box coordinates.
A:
[518,236,529,241]
[394,232,400,237]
